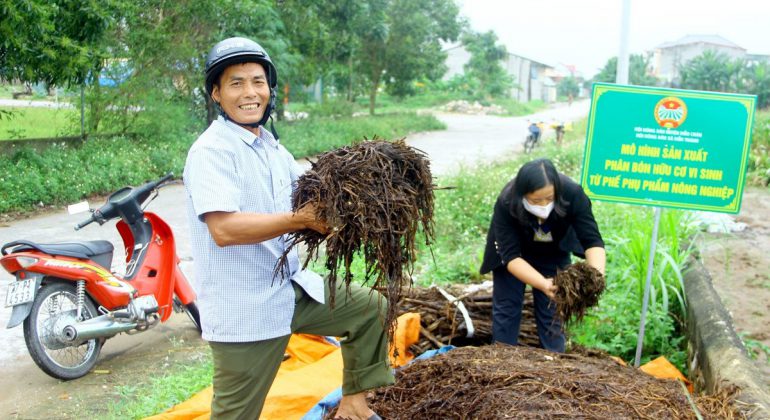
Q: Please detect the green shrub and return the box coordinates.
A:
[306,99,355,118]
[280,112,445,158]
[748,110,770,186]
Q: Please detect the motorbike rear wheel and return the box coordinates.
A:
[23,281,102,380]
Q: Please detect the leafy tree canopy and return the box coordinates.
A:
[558,76,580,98]
[356,0,461,113]
[461,30,513,99]
[592,54,658,87]
[0,0,116,86]
[679,50,770,109]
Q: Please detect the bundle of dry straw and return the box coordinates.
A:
[552,261,605,325]
[280,139,434,332]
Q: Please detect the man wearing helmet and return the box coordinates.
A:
[184,37,391,420]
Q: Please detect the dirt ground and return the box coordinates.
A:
[1,318,207,420]
[695,186,770,384]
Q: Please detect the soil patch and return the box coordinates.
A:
[0,322,207,419]
[695,187,770,385]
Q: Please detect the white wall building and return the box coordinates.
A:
[443,44,557,103]
[651,35,747,83]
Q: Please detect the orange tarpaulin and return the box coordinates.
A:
[640,356,694,393]
[145,313,421,420]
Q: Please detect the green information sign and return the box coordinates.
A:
[581,83,756,213]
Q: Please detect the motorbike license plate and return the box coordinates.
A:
[5,278,36,307]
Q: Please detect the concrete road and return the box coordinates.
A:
[0,98,74,109]
[0,100,589,386]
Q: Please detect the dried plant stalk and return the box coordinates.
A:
[279,139,435,334]
[361,345,743,419]
[552,262,605,325]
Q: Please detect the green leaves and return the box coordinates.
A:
[592,54,659,87]
[0,0,115,86]
[460,30,514,99]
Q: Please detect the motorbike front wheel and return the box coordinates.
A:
[23,281,103,380]
[173,296,202,333]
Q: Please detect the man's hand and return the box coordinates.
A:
[295,203,328,234]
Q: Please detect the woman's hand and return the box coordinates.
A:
[507,258,558,300]
[540,277,558,300]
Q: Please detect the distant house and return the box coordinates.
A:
[651,35,747,83]
[443,43,557,103]
[746,53,770,64]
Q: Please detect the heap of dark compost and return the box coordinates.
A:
[281,139,434,332]
[552,261,606,325]
[369,345,743,419]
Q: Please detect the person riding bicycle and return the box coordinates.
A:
[527,121,541,144]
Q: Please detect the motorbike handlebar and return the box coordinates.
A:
[74,215,95,231]
[72,173,173,230]
[156,173,174,185]
[134,173,174,205]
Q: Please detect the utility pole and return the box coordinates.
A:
[616,0,631,85]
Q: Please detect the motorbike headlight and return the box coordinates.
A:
[17,256,39,268]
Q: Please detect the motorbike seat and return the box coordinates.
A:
[2,240,115,269]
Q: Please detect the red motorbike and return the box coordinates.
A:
[1,174,200,380]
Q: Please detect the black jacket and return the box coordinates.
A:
[480,174,604,277]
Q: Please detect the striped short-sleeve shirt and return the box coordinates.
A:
[184,117,324,342]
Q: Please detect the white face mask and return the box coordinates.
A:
[522,198,554,219]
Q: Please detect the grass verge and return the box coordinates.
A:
[0,112,443,215]
[0,106,80,139]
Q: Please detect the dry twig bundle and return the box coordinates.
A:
[552,261,605,325]
[281,139,434,332]
[367,345,743,419]
[394,284,541,354]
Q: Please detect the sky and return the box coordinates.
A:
[457,0,770,78]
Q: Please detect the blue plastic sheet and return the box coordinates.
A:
[301,345,456,420]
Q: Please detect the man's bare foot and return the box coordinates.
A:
[333,391,380,420]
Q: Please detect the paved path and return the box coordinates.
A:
[0,101,589,398]
[0,98,74,109]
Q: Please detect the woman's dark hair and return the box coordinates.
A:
[507,158,568,221]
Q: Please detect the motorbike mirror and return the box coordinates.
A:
[67,201,91,215]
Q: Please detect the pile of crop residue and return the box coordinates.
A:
[369,345,741,419]
[552,262,605,324]
[281,139,434,331]
[394,284,540,353]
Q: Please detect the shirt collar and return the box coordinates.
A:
[218,116,278,148]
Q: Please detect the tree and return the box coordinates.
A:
[461,30,513,99]
[354,0,461,114]
[678,50,770,109]
[558,76,580,98]
[679,50,740,92]
[86,0,291,132]
[593,54,658,87]
[0,0,116,87]
[747,61,770,109]
[277,0,364,102]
